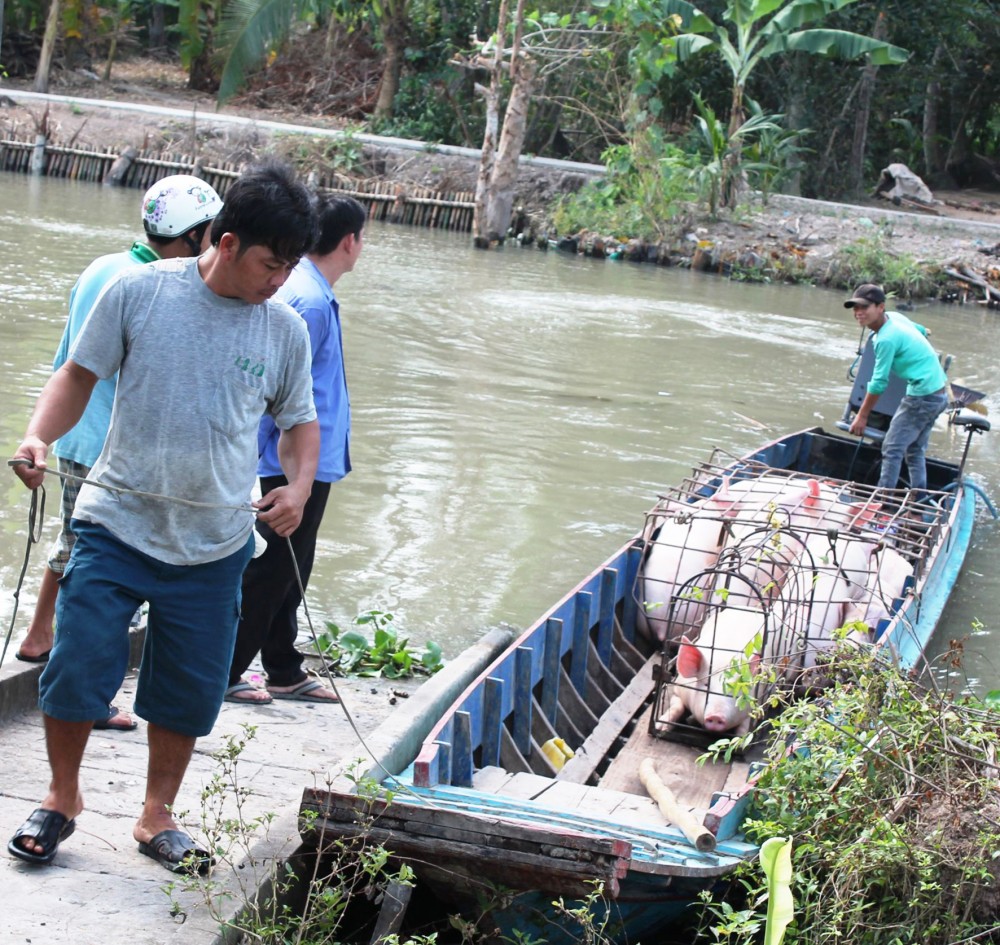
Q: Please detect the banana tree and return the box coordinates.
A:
[664,0,907,137]
[659,0,908,204]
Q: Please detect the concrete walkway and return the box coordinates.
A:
[2,88,606,177]
[0,626,515,944]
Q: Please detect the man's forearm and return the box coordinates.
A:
[25,361,99,446]
[855,392,880,423]
[276,419,320,493]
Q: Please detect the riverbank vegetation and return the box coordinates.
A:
[700,643,1000,945]
[4,0,1000,295]
[5,1,1000,194]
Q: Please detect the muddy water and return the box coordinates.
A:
[2,175,999,691]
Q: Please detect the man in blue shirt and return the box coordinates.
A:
[846,283,949,495]
[16,175,223,732]
[225,195,366,704]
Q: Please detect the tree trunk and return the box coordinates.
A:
[472,0,508,247]
[373,5,408,120]
[783,58,807,196]
[33,0,61,93]
[148,2,168,57]
[485,56,536,240]
[846,11,888,198]
[922,45,945,181]
[188,1,219,92]
[472,78,500,247]
[721,82,746,208]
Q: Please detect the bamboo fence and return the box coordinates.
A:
[0,134,476,232]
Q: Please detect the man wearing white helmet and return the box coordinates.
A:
[15,175,223,737]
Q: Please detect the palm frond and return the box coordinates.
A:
[216,0,303,104]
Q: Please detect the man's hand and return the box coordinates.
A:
[849,413,869,437]
[10,436,49,489]
[253,483,311,537]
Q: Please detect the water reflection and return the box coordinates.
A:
[1,174,998,692]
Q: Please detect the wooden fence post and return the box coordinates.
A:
[105,146,138,186]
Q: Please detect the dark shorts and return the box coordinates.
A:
[39,520,255,736]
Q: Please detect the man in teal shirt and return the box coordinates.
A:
[846,283,949,495]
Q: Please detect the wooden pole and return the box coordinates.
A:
[639,757,717,853]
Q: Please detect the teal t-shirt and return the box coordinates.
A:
[867,312,947,397]
[52,243,157,467]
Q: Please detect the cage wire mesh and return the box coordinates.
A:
[635,456,954,747]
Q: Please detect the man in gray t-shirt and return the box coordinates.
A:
[8,163,321,876]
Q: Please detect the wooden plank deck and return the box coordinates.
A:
[600,704,750,811]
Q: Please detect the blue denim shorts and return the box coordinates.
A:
[40,520,255,736]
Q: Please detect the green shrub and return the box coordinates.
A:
[552,131,697,240]
[699,643,1000,945]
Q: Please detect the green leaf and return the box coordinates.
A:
[216,0,298,104]
[766,28,908,65]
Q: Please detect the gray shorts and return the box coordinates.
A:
[47,458,91,574]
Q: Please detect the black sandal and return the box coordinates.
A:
[8,808,76,865]
[138,829,214,875]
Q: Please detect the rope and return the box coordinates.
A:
[2,459,377,764]
[1,482,46,667]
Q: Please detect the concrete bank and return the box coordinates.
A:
[0,624,516,945]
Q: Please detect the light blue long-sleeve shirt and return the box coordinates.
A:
[256,257,351,483]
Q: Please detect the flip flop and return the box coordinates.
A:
[267,678,339,703]
[8,808,76,865]
[138,829,214,875]
[92,705,138,731]
[223,681,274,705]
[15,649,51,664]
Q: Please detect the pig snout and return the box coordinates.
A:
[703,711,736,733]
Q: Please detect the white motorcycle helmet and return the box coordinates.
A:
[142,174,223,238]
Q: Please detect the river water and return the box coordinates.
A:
[2,174,998,691]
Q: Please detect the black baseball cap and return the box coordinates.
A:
[843,284,886,308]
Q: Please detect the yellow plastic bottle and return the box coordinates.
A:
[540,737,575,771]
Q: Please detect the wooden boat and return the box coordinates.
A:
[301,398,990,942]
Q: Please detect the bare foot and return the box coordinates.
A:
[16,631,54,662]
[92,705,138,731]
[223,679,273,704]
[133,813,184,847]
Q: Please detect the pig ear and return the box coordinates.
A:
[805,479,823,507]
[848,501,882,530]
[709,475,741,518]
[677,639,703,678]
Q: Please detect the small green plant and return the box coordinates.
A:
[741,100,812,206]
[549,881,618,944]
[314,610,444,678]
[830,222,937,300]
[168,733,438,943]
[552,128,697,240]
[664,94,786,216]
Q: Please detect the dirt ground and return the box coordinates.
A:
[5,58,1000,293]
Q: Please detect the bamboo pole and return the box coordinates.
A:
[639,758,717,853]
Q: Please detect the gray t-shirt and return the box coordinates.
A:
[70,256,316,565]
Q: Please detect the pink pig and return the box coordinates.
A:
[640,486,743,644]
[661,602,789,736]
[841,545,914,634]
